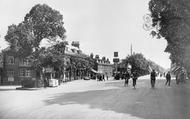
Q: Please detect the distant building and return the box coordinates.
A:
[96,59,113,78]
[98,61,113,77]
[63,41,90,81]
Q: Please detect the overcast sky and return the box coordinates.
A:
[0,0,171,68]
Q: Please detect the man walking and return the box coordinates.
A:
[124,71,130,87]
[165,71,171,86]
[150,69,156,88]
[132,71,138,89]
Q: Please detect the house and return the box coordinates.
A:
[0,47,37,86]
[97,60,113,78]
[0,41,91,86]
[63,41,90,81]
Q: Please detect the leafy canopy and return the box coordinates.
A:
[5,4,66,57]
[149,0,190,71]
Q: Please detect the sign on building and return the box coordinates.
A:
[113,58,119,63]
[114,52,118,57]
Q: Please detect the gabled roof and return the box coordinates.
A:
[2,46,11,52]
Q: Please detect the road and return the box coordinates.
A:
[0,77,190,119]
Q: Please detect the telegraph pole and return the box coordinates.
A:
[131,44,133,56]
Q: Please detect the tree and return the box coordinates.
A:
[121,53,150,77]
[148,0,190,77]
[5,23,34,57]
[5,4,66,56]
[4,4,66,87]
[24,4,66,49]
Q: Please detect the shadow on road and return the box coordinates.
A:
[43,80,190,119]
[0,88,17,91]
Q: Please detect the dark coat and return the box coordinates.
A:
[150,71,156,80]
[166,73,171,80]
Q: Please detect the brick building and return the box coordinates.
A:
[0,47,36,85]
[0,41,91,86]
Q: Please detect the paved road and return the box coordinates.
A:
[0,77,190,119]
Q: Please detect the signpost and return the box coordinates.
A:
[114,52,118,57]
[113,52,119,78]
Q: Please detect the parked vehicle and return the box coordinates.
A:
[84,76,90,80]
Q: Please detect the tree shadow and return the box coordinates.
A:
[43,85,159,119]
[43,79,190,119]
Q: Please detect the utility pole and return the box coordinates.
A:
[130,44,133,56]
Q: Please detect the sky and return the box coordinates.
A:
[0,0,171,69]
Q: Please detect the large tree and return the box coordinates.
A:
[148,0,190,76]
[24,4,66,49]
[121,53,150,77]
[120,53,165,77]
[5,4,66,57]
[4,4,66,87]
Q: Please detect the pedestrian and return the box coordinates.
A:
[103,75,105,81]
[124,71,130,87]
[44,78,47,88]
[150,69,156,88]
[175,74,179,84]
[106,74,109,80]
[132,71,138,89]
[100,75,102,81]
[165,71,171,86]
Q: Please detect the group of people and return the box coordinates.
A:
[123,71,138,89]
[150,69,171,88]
[97,74,109,81]
[122,69,172,89]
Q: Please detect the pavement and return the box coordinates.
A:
[0,76,190,119]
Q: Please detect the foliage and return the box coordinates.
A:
[5,4,66,57]
[148,60,166,73]
[121,53,150,77]
[24,4,66,48]
[148,0,190,74]
[5,23,34,57]
[120,53,165,77]
[4,4,67,81]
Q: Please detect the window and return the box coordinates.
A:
[20,59,30,66]
[7,70,14,77]
[20,69,25,77]
[20,69,31,77]
[7,56,14,65]
[25,70,31,77]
